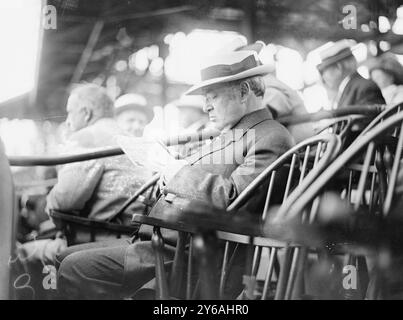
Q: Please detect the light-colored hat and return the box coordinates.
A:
[114,93,154,122]
[316,39,357,72]
[235,40,266,55]
[216,36,266,57]
[173,95,205,110]
[185,50,272,95]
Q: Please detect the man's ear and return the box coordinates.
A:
[83,107,92,123]
[240,81,250,103]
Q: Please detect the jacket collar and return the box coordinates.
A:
[338,71,361,107]
[187,108,272,164]
[230,107,272,133]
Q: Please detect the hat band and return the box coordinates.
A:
[317,48,354,72]
[201,55,260,81]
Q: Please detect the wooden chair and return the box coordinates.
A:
[166,110,403,300]
[276,110,403,300]
[48,174,159,245]
[132,133,342,300]
[9,132,214,246]
[359,102,403,136]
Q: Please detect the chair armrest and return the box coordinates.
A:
[133,201,264,237]
[49,210,138,235]
[132,214,199,234]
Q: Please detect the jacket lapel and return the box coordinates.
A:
[338,72,359,108]
[187,108,272,165]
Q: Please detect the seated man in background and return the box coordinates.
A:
[47,84,153,227]
[114,93,154,137]
[56,50,294,299]
[317,39,385,109]
[316,39,385,144]
[17,84,154,295]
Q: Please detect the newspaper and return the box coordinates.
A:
[116,135,177,172]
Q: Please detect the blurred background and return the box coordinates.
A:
[0,0,403,161]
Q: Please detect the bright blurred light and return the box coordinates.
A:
[129,48,149,74]
[357,66,369,79]
[393,6,403,35]
[149,57,164,77]
[361,24,370,32]
[0,118,43,156]
[0,0,42,104]
[352,43,368,63]
[396,55,403,65]
[276,47,304,90]
[165,29,244,84]
[379,16,391,33]
[303,84,331,113]
[164,34,174,45]
[368,41,378,56]
[379,41,391,52]
[106,76,120,99]
[303,60,321,86]
[115,60,128,72]
[258,44,276,66]
[147,45,159,60]
[307,42,335,67]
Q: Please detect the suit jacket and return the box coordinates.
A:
[47,118,154,226]
[139,108,295,243]
[338,72,385,109]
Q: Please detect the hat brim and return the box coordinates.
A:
[185,64,273,96]
[236,41,266,54]
[317,49,354,73]
[174,103,204,110]
[115,105,154,123]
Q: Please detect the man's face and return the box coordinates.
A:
[116,109,148,137]
[66,94,89,132]
[371,69,394,89]
[203,84,246,131]
[321,64,343,91]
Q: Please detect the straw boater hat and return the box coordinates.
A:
[316,39,357,73]
[185,50,273,95]
[114,93,154,123]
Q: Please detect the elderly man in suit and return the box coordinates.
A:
[20,85,153,259]
[47,85,154,227]
[16,84,155,299]
[56,50,294,299]
[317,39,385,109]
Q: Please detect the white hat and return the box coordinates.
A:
[114,93,154,122]
[185,50,272,95]
[317,39,357,72]
[216,35,248,54]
